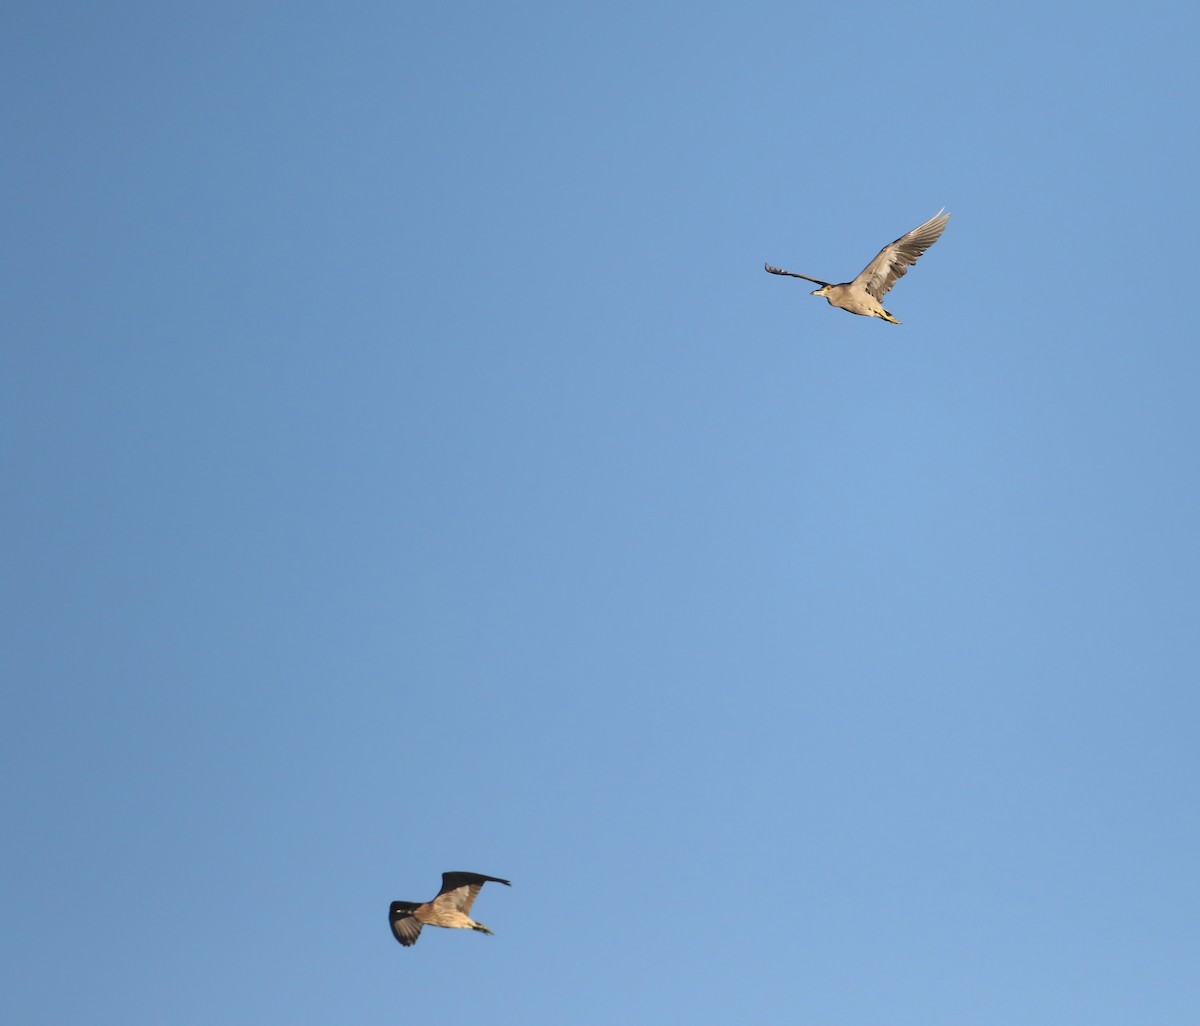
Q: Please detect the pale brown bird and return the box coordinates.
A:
[765,209,950,324]
[389,871,511,947]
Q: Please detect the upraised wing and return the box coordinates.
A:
[852,210,950,300]
[433,872,512,914]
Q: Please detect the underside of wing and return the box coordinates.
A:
[853,210,950,300]
[389,904,424,947]
[435,872,512,914]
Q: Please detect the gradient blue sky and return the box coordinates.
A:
[4,2,1199,1024]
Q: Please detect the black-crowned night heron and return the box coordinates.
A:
[765,210,950,324]
[389,871,511,947]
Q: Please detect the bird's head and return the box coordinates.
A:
[811,285,830,297]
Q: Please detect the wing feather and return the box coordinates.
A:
[764,263,832,287]
[389,902,424,947]
[434,871,512,914]
[852,210,950,300]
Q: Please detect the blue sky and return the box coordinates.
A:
[4,2,1199,1023]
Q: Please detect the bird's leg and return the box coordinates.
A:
[878,309,901,325]
[472,922,494,936]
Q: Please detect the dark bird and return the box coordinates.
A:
[765,209,950,324]
[389,871,511,947]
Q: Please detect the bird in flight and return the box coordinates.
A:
[765,209,950,324]
[389,871,511,947]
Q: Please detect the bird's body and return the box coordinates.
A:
[389,871,510,947]
[765,209,950,324]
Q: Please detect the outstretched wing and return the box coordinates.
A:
[434,872,512,914]
[852,210,950,300]
[764,263,832,287]
[389,902,424,947]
